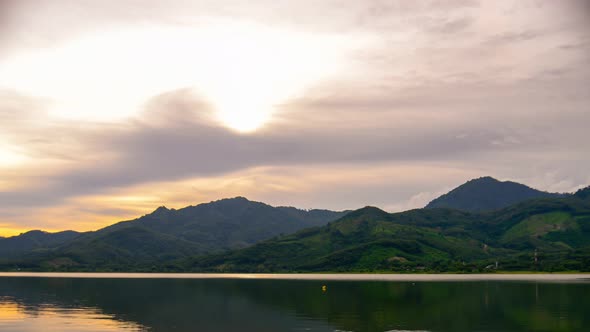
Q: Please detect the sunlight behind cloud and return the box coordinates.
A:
[0,145,28,167]
[193,23,351,132]
[0,21,357,131]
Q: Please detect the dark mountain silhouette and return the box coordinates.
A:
[425,176,561,212]
[0,197,346,269]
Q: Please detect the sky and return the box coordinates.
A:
[0,0,589,236]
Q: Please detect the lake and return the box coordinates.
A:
[0,273,589,332]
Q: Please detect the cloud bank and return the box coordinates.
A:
[0,0,588,234]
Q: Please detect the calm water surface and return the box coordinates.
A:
[0,274,589,332]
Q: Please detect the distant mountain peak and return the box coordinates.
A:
[23,230,46,235]
[425,176,560,212]
[357,206,388,214]
[146,205,172,219]
[476,176,496,180]
[207,196,254,204]
[225,196,249,200]
[472,176,498,182]
[466,176,519,186]
[340,206,390,221]
[18,230,58,238]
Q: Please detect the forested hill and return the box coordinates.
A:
[2,182,589,273]
[425,176,561,212]
[0,197,346,270]
[188,190,590,273]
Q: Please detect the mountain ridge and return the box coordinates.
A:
[425,176,562,212]
[0,197,347,269]
[1,178,589,272]
[187,193,590,273]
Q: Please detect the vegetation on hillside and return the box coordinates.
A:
[185,194,590,273]
[0,197,346,271]
[1,179,589,273]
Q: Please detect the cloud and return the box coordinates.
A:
[559,39,590,51]
[427,17,474,35]
[485,30,543,45]
[0,0,588,232]
[2,73,588,214]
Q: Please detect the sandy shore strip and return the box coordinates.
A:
[1,272,590,282]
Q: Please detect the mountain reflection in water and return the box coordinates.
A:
[0,276,589,332]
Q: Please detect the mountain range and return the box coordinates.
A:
[0,197,346,270]
[1,177,589,272]
[189,187,590,272]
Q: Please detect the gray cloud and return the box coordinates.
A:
[485,30,543,45]
[427,17,474,35]
[1,67,588,213]
[559,39,590,51]
[0,0,589,228]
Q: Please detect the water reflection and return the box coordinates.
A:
[0,277,589,332]
[0,298,144,331]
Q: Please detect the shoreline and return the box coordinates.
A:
[1,272,590,282]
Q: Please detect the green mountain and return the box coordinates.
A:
[0,230,80,258]
[425,176,561,212]
[2,181,589,273]
[187,193,590,273]
[0,197,346,270]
